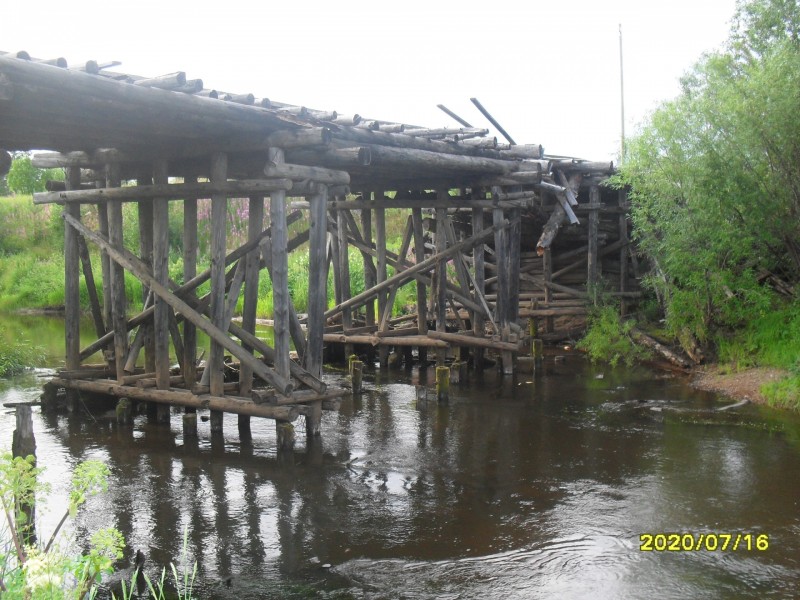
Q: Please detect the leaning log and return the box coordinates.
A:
[629,328,691,369]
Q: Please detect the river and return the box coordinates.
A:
[1,314,799,599]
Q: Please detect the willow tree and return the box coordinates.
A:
[616,0,800,352]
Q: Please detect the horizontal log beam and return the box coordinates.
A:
[427,330,521,352]
[50,378,299,421]
[34,179,293,205]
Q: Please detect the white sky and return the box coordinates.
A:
[4,0,737,160]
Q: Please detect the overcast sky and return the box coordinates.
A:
[5,0,738,160]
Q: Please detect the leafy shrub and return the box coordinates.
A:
[578,305,649,367]
[0,327,44,376]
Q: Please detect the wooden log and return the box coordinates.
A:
[618,189,630,317]
[509,207,521,324]
[337,207,353,358]
[239,195,264,399]
[435,205,448,366]
[209,153,227,401]
[427,330,521,352]
[289,197,534,211]
[136,172,156,375]
[375,198,389,367]
[276,423,295,451]
[264,160,350,186]
[351,360,363,394]
[359,200,377,364]
[152,159,171,391]
[587,187,600,296]
[322,334,448,348]
[11,404,36,545]
[116,398,133,425]
[51,377,300,420]
[106,165,128,381]
[265,127,332,149]
[519,306,588,317]
[268,148,291,390]
[630,328,691,369]
[306,186,328,379]
[436,366,450,403]
[33,179,294,205]
[183,412,198,438]
[183,182,198,389]
[77,236,106,338]
[376,327,421,337]
[363,144,522,176]
[543,248,554,334]
[472,201,486,369]
[62,213,295,395]
[411,207,428,363]
[64,167,81,372]
[325,219,510,320]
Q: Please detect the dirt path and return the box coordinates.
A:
[690,365,788,404]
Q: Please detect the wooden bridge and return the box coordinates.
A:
[0,51,639,447]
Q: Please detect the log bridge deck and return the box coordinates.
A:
[0,51,639,448]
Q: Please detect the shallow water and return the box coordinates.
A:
[1,315,800,599]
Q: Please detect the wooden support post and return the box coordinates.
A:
[351,360,363,394]
[239,195,264,436]
[543,248,554,334]
[306,186,328,380]
[509,207,521,324]
[183,412,198,439]
[12,405,36,545]
[137,171,155,375]
[375,195,389,367]
[588,185,600,302]
[97,201,113,362]
[269,148,291,388]
[435,204,448,366]
[64,167,81,374]
[209,152,227,430]
[337,206,353,357]
[152,160,171,421]
[493,203,513,374]
[411,207,428,364]
[471,202,486,370]
[106,164,128,382]
[360,199,377,364]
[116,397,133,425]
[533,338,544,363]
[379,215,414,331]
[436,365,450,403]
[183,176,198,391]
[276,422,295,452]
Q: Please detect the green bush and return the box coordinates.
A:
[6,155,63,195]
[0,327,44,376]
[578,305,650,367]
[762,374,800,410]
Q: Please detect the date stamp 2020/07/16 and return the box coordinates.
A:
[639,533,769,552]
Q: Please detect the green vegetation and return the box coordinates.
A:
[0,327,44,377]
[578,305,650,367]
[6,154,63,195]
[609,0,800,402]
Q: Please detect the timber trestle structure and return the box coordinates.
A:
[0,51,639,445]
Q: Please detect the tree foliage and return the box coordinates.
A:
[6,154,63,196]
[615,0,800,354]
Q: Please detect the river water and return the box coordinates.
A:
[1,314,800,599]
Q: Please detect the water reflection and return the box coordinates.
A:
[1,334,799,597]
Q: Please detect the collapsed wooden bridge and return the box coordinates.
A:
[0,51,639,446]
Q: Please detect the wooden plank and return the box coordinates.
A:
[64,167,81,371]
[411,207,428,363]
[62,212,295,395]
[306,186,328,379]
[152,159,171,390]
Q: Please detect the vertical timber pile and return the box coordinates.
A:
[375,194,389,367]
[238,194,264,437]
[587,185,600,300]
[64,167,81,411]
[305,184,328,434]
[183,175,198,391]
[411,206,428,364]
[153,159,171,424]
[336,202,353,358]
[435,201,447,366]
[471,198,486,370]
[360,197,377,365]
[209,152,228,432]
[107,164,128,383]
[492,200,513,374]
